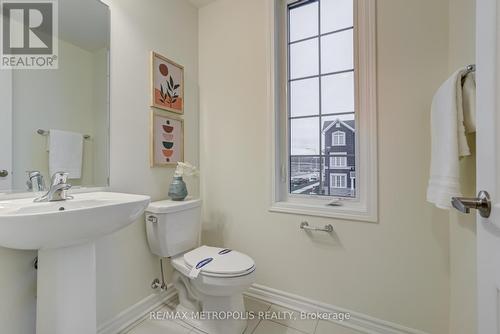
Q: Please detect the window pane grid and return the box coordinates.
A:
[331,156,347,167]
[288,26,354,46]
[288,0,319,10]
[288,0,356,198]
[289,69,354,83]
[290,111,355,120]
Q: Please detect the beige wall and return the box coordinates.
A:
[199,0,451,333]
[96,0,199,325]
[12,39,108,190]
[92,48,110,187]
[0,1,477,332]
[448,0,477,333]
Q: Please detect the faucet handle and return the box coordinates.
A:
[51,172,69,186]
[26,171,40,188]
[26,170,41,178]
[26,171,45,192]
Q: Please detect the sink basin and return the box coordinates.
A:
[0,192,150,250]
[0,191,150,334]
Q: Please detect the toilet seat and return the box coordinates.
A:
[173,245,255,278]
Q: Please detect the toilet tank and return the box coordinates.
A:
[145,199,201,257]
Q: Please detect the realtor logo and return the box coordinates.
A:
[1,0,58,69]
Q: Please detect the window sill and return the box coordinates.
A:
[269,200,377,223]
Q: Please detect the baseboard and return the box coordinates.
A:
[97,283,430,334]
[97,284,176,334]
[245,284,430,334]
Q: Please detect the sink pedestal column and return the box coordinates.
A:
[36,242,96,334]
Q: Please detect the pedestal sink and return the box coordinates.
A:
[0,192,150,334]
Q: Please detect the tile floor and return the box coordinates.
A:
[124,296,362,334]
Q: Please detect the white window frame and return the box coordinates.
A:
[332,131,346,146]
[330,156,347,168]
[331,174,347,189]
[268,0,378,222]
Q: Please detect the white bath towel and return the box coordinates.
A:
[462,72,476,133]
[49,129,83,179]
[427,68,473,209]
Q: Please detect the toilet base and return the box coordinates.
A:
[172,271,249,334]
[175,304,248,334]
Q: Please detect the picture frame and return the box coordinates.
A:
[150,110,184,167]
[150,51,184,114]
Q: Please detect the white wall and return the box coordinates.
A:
[96,0,199,325]
[448,0,477,333]
[199,0,451,333]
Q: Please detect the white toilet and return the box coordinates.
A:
[145,199,256,334]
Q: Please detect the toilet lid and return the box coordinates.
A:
[183,246,255,276]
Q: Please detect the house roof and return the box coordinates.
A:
[322,119,355,133]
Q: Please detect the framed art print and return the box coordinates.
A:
[151,51,184,114]
[150,111,184,167]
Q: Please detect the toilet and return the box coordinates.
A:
[145,199,256,334]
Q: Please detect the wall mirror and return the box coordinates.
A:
[0,0,110,194]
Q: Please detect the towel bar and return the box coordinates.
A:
[466,64,476,73]
[37,129,91,140]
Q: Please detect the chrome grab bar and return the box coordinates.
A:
[300,221,334,233]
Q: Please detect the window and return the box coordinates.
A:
[287,0,354,198]
[331,156,347,168]
[331,174,347,188]
[332,131,346,146]
[269,0,377,222]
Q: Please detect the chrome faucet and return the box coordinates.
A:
[26,171,45,192]
[34,172,73,202]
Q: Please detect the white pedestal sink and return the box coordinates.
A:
[0,192,150,334]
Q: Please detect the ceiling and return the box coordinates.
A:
[59,0,109,51]
[188,0,216,8]
[58,0,214,51]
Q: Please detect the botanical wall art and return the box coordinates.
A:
[151,51,184,114]
[150,111,184,167]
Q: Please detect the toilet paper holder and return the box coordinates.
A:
[300,221,334,233]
